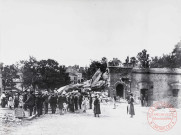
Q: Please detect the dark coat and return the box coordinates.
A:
[69,96,75,112]
[42,95,49,103]
[89,96,92,104]
[94,98,101,114]
[74,96,78,104]
[25,94,35,107]
[49,95,57,106]
[129,97,135,115]
[79,95,83,104]
[69,96,74,105]
[35,95,43,108]
[14,96,19,106]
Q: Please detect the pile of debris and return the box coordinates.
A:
[1,113,22,125]
[57,68,109,95]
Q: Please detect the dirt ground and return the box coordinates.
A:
[1,102,181,135]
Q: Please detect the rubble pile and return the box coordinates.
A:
[57,68,109,96]
[1,113,23,125]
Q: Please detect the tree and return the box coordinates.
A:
[150,54,177,68]
[172,42,181,68]
[20,56,39,89]
[130,57,138,67]
[137,49,150,68]
[72,65,79,70]
[86,60,102,80]
[150,42,181,68]
[21,57,71,90]
[100,57,107,73]
[85,57,108,80]
[123,56,130,67]
[2,64,20,90]
[108,58,122,66]
[59,65,71,86]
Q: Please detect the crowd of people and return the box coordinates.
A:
[0,89,137,119]
[0,89,101,118]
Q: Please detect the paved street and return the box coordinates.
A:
[1,103,180,135]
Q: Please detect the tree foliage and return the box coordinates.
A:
[2,41,181,93]
[137,49,150,68]
[2,64,20,90]
[20,56,39,89]
[21,56,70,90]
[108,58,122,66]
[150,43,181,68]
[37,59,70,90]
[85,57,108,80]
[130,57,138,67]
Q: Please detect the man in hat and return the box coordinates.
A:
[57,93,67,114]
[35,91,43,117]
[94,95,101,117]
[74,93,78,111]
[69,93,75,112]
[78,94,83,109]
[25,91,35,116]
[14,93,19,109]
[89,93,93,109]
[49,92,58,114]
[23,90,28,110]
[42,91,49,114]
[0,92,6,108]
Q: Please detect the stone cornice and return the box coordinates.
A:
[132,68,181,75]
[108,66,132,74]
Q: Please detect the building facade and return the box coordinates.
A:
[108,67,132,98]
[66,66,83,84]
[108,67,181,108]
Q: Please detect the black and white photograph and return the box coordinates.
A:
[0,0,181,135]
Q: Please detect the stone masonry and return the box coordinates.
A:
[108,67,181,108]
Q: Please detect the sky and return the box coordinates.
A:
[0,0,181,67]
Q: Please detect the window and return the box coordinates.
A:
[173,89,179,97]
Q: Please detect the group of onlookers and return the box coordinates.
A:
[0,89,137,119]
[0,91,23,109]
[0,89,101,118]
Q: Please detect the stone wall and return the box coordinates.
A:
[108,67,132,98]
[108,67,181,107]
[131,68,181,108]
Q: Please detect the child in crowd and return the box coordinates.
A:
[8,96,14,109]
